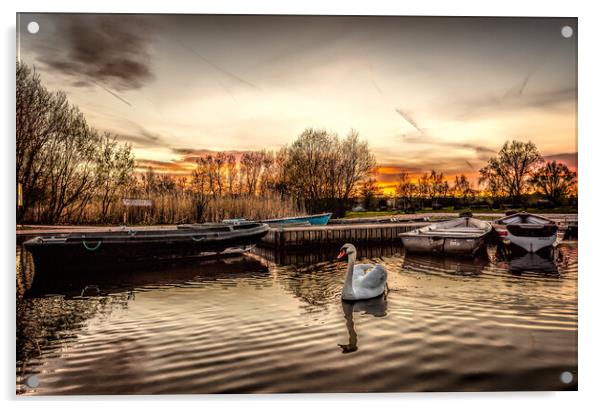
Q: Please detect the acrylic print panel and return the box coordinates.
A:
[16,14,577,394]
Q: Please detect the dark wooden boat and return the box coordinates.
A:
[23,222,269,271]
[399,217,492,257]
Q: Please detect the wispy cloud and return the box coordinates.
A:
[395,109,424,134]
[175,38,260,91]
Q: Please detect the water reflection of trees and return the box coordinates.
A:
[16,292,132,393]
[16,250,269,393]
[338,296,388,353]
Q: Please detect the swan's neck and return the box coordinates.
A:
[342,253,356,295]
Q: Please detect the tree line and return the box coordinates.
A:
[392,140,577,210]
[187,128,376,218]
[17,62,135,224]
[16,62,376,224]
[16,61,576,225]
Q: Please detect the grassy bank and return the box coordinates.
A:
[343,207,578,219]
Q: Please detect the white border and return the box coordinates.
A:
[2,1,601,407]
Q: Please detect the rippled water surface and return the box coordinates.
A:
[16,243,577,394]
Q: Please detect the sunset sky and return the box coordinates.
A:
[18,14,577,194]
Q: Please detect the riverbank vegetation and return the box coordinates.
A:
[16,61,577,225]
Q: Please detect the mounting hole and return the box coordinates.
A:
[25,375,39,388]
[27,21,40,34]
[560,371,573,384]
[561,26,573,39]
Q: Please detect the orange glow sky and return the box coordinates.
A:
[18,14,577,193]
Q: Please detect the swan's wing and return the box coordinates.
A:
[354,264,374,273]
[360,264,387,289]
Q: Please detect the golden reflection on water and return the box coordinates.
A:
[16,243,577,394]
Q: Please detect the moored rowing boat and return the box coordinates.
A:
[493,212,558,253]
[400,217,492,257]
[23,222,270,271]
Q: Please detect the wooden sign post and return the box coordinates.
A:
[123,198,153,225]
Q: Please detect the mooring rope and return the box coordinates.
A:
[83,240,102,251]
[191,235,205,242]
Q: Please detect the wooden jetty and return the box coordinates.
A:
[260,222,430,249]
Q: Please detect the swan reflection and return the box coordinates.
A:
[338,295,388,353]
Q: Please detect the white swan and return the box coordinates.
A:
[337,243,388,301]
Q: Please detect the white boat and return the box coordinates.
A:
[493,212,558,253]
[400,217,492,257]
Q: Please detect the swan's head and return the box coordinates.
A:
[337,243,357,260]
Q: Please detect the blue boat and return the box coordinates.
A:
[261,212,332,226]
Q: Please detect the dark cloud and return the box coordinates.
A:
[544,152,578,170]
[135,147,252,175]
[113,123,167,148]
[32,14,154,91]
[374,160,482,183]
[135,159,193,175]
[397,133,496,161]
[457,85,577,119]
[170,147,249,163]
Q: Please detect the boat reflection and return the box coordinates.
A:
[17,246,268,297]
[253,243,404,266]
[338,295,388,354]
[402,252,489,276]
[507,251,560,276]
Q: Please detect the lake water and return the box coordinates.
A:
[16,242,577,394]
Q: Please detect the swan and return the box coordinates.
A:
[337,243,388,301]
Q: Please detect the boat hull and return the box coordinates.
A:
[400,217,492,257]
[494,212,559,253]
[261,213,332,226]
[23,223,269,272]
[401,235,487,257]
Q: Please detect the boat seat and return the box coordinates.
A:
[427,228,484,233]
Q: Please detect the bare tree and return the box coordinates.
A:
[225,153,237,195]
[281,128,375,212]
[95,133,135,222]
[479,140,543,204]
[428,170,445,203]
[530,160,577,205]
[453,174,474,203]
[38,107,100,223]
[360,177,381,210]
[339,129,376,201]
[240,152,264,195]
[17,62,72,222]
[395,171,416,209]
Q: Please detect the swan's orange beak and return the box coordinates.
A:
[337,250,346,260]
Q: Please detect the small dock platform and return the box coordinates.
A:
[260,222,430,249]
